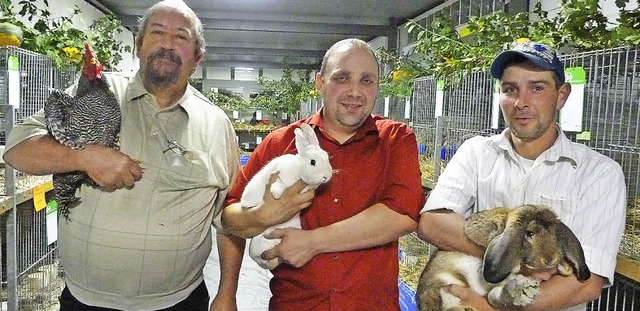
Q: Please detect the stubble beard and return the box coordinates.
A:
[337,114,366,130]
[509,117,551,143]
[336,104,371,130]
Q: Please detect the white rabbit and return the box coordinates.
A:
[416,205,591,311]
[241,123,333,269]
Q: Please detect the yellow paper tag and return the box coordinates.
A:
[33,184,46,212]
[576,131,591,141]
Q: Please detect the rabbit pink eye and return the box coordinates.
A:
[310,159,316,166]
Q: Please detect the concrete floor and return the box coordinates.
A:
[204,230,272,311]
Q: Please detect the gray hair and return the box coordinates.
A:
[319,38,379,76]
[136,0,206,56]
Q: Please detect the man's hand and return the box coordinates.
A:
[261,227,316,268]
[220,173,315,238]
[79,144,143,191]
[444,284,498,311]
[256,173,314,228]
[210,294,237,311]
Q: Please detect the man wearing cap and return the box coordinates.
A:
[417,40,626,310]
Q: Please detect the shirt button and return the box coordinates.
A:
[333,255,339,260]
[333,198,339,203]
[331,287,337,292]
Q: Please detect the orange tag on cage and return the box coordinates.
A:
[33,184,46,212]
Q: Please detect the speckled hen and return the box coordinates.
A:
[44,43,121,218]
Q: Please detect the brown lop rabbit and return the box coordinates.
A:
[416,205,591,311]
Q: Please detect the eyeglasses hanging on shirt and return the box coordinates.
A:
[163,139,187,156]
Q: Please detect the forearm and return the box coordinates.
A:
[524,274,604,311]
[214,232,245,300]
[3,135,85,175]
[417,209,484,258]
[221,202,269,238]
[310,203,416,254]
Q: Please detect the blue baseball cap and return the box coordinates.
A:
[490,40,565,84]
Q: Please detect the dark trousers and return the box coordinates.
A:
[59,281,210,311]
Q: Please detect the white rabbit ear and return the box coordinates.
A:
[294,125,310,154]
[295,123,318,154]
[300,123,319,145]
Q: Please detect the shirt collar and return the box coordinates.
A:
[492,125,579,165]
[125,72,147,102]
[125,71,195,113]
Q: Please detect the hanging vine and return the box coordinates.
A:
[377,0,640,93]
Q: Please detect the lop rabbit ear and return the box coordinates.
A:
[483,225,524,284]
[465,207,511,247]
[556,222,591,282]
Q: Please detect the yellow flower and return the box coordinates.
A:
[63,47,82,61]
[309,89,319,97]
[444,57,454,64]
[392,70,409,81]
[0,34,20,47]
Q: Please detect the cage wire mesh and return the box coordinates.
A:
[588,274,640,311]
[411,77,439,187]
[300,97,321,119]
[0,47,76,197]
[399,45,640,310]
[0,201,63,311]
[0,46,76,310]
[373,96,411,122]
[561,46,640,261]
[439,71,500,157]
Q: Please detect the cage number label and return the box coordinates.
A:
[33,184,47,212]
[8,55,19,108]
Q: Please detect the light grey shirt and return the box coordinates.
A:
[5,72,240,310]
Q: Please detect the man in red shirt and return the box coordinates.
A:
[215,38,425,310]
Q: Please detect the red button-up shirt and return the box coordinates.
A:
[225,112,425,310]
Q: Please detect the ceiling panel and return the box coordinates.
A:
[88,0,445,70]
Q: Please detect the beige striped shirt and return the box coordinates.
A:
[5,72,240,310]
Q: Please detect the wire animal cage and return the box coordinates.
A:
[0,46,76,311]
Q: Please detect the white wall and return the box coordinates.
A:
[9,0,136,72]
[368,36,389,51]
[530,0,639,27]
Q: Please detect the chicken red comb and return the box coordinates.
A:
[82,44,103,80]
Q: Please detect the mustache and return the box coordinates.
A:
[149,48,182,65]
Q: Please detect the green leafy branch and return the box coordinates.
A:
[250,68,316,115]
[377,0,640,92]
[203,90,248,112]
[0,0,131,70]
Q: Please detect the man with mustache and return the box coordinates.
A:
[217,38,425,310]
[3,0,240,310]
[417,40,626,311]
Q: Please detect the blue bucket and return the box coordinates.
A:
[240,155,250,165]
[417,144,427,155]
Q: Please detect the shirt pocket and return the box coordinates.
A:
[532,193,576,223]
[157,148,216,190]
